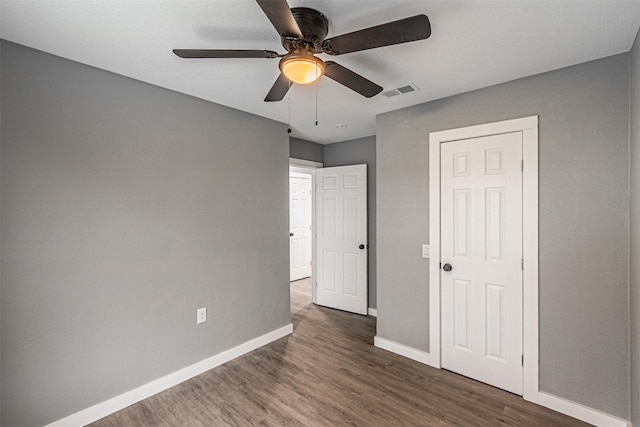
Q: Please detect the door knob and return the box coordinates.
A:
[289,233,294,236]
[359,244,365,250]
[442,263,453,272]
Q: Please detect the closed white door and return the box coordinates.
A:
[440,131,523,395]
[316,165,367,315]
[290,173,312,281]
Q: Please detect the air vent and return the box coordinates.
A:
[382,83,421,99]
[397,85,415,94]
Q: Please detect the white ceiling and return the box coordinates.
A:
[2,1,640,144]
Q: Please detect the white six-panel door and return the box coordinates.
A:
[290,173,312,281]
[316,165,367,315]
[440,131,523,395]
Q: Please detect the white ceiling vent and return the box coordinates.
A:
[397,85,415,93]
[382,83,421,98]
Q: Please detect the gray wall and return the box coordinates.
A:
[289,137,324,163]
[0,41,290,427]
[0,43,2,424]
[630,26,640,427]
[324,136,377,309]
[376,54,630,418]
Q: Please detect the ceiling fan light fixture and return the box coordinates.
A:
[280,53,325,85]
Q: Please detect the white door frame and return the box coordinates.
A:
[428,116,539,403]
[289,158,323,304]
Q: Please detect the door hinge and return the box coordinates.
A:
[521,258,524,270]
[521,160,524,173]
[521,355,524,366]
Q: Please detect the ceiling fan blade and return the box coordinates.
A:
[256,0,302,38]
[173,49,279,59]
[264,73,291,102]
[323,14,431,55]
[323,61,382,98]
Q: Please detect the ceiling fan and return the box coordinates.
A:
[173,0,431,102]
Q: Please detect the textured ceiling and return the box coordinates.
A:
[2,1,640,144]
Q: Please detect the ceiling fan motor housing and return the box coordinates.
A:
[282,7,329,52]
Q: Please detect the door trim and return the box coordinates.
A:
[428,116,539,403]
[289,158,323,169]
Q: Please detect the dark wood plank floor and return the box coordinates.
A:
[90,278,587,426]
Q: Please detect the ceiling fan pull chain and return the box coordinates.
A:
[315,68,319,126]
[287,79,292,134]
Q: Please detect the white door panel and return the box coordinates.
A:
[441,132,523,395]
[316,165,367,315]
[290,173,312,281]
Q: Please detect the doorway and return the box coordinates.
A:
[428,116,539,402]
[289,158,369,316]
[289,158,322,303]
[290,171,312,282]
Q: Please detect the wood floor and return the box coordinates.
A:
[91,278,587,426]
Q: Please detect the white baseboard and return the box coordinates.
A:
[373,336,438,368]
[537,392,630,427]
[46,323,294,427]
[367,307,377,317]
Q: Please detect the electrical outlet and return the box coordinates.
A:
[422,244,430,258]
[197,307,207,324]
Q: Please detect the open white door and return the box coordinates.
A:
[440,131,523,395]
[316,164,367,315]
[289,172,312,281]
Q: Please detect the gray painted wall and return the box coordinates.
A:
[0,41,290,427]
[0,43,2,424]
[289,137,324,163]
[324,136,377,309]
[630,26,640,427]
[376,54,630,418]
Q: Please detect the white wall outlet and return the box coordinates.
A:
[196,307,207,324]
[422,244,430,258]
